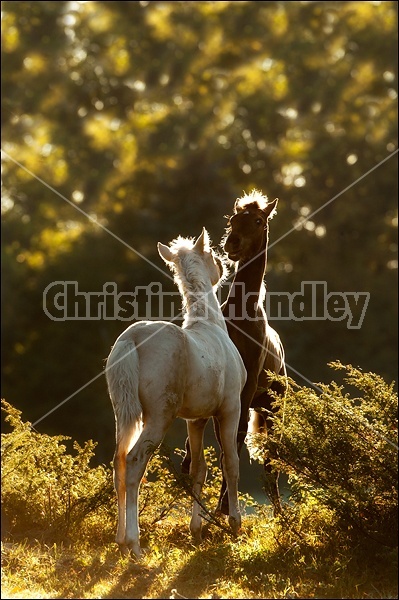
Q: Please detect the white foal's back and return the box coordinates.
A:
[179,322,246,420]
[113,318,246,422]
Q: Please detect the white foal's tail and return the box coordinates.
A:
[106,340,142,450]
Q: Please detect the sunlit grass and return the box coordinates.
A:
[2,512,398,599]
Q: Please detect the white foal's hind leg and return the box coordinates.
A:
[217,412,241,536]
[125,415,175,558]
[113,422,137,549]
[187,418,208,545]
[113,446,127,548]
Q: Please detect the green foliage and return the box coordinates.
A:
[1,400,247,546]
[1,373,398,599]
[248,362,398,548]
[1,399,115,543]
[1,1,397,462]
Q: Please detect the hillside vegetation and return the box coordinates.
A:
[1,364,397,599]
[2,1,397,463]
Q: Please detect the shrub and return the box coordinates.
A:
[248,362,398,548]
[1,400,115,542]
[1,400,242,545]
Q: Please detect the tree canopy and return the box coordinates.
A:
[2,1,397,463]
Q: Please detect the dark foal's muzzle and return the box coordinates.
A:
[224,234,242,260]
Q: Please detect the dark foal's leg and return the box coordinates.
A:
[182,416,210,475]
[255,372,287,516]
[262,437,282,516]
[181,436,191,475]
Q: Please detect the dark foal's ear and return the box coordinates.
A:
[263,198,278,220]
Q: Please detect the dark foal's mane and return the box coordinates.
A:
[182,190,286,515]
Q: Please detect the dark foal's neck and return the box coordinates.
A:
[224,248,267,320]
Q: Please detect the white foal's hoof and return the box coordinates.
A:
[191,530,203,546]
[228,515,241,537]
[128,543,141,559]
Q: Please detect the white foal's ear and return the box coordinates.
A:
[157,242,174,264]
[194,227,211,254]
[194,229,205,253]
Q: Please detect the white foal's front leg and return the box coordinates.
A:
[218,414,241,535]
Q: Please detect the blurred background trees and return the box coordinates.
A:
[2,1,397,471]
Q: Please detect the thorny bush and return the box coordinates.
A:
[247,362,398,548]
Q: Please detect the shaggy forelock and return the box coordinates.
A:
[235,189,269,212]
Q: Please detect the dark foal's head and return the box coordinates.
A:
[223,191,278,262]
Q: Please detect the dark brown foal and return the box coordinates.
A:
[182,190,286,515]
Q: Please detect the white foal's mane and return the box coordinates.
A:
[166,231,227,321]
